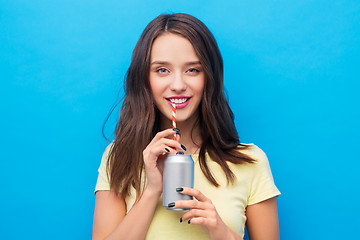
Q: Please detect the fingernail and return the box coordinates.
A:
[181,144,187,151]
[176,151,184,155]
[188,220,191,224]
[176,131,181,136]
[173,128,180,132]
[168,202,175,208]
[165,148,170,152]
[180,217,183,223]
[176,187,184,192]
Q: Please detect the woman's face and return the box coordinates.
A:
[149,33,205,124]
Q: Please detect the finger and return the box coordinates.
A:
[161,138,180,146]
[160,138,184,154]
[145,138,180,158]
[160,147,171,157]
[174,199,206,210]
[153,143,178,158]
[187,217,207,226]
[177,187,210,203]
[152,128,179,143]
[176,130,181,143]
[173,128,181,141]
[181,208,208,222]
[144,143,176,164]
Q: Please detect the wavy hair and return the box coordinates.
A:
[106,13,255,199]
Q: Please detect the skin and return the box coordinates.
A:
[92,33,280,240]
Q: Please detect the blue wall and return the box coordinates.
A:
[1,1,359,239]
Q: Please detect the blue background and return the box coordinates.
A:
[1,0,359,239]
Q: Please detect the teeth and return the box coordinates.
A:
[169,98,187,104]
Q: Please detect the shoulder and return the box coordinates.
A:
[236,143,268,162]
[95,142,115,193]
[102,142,115,159]
[238,144,281,205]
[232,143,274,178]
[104,142,115,154]
[98,142,115,169]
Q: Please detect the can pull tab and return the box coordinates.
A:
[176,151,184,155]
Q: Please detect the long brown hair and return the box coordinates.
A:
[106,13,255,199]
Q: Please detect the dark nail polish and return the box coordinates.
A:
[181,144,187,151]
[175,131,181,136]
[176,151,184,155]
[168,202,175,208]
[180,217,183,223]
[173,128,180,132]
[188,220,191,224]
[176,187,184,192]
[165,148,170,152]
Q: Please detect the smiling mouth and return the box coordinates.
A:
[166,98,190,104]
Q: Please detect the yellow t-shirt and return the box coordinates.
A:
[94,144,280,239]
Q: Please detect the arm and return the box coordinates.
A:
[92,189,161,240]
[92,190,126,239]
[245,197,280,240]
[92,128,182,240]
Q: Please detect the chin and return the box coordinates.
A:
[176,114,196,123]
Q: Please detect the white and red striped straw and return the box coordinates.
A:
[172,103,176,141]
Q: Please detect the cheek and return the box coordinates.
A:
[150,83,167,109]
[194,78,205,96]
[151,88,162,103]
[149,77,161,98]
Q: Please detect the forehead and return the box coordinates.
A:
[150,33,199,62]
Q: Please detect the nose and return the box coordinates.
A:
[169,72,187,92]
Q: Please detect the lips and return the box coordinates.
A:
[165,96,191,109]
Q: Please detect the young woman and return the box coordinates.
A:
[93,13,280,240]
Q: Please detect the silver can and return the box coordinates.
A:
[163,154,194,210]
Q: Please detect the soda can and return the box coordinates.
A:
[163,154,194,210]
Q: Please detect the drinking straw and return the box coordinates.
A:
[172,103,176,141]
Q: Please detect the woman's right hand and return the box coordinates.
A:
[142,128,182,194]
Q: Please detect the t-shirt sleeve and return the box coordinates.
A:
[94,143,113,194]
[247,145,281,205]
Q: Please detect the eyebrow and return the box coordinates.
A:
[151,60,201,66]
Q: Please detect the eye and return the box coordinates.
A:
[187,68,200,74]
[156,68,169,74]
